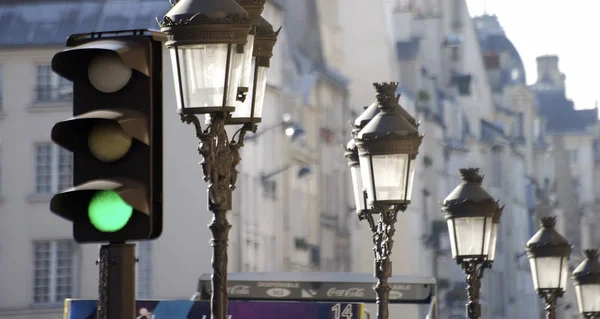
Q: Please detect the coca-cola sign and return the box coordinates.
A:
[326,288,365,298]
[389,290,404,299]
[200,274,433,303]
[227,285,250,295]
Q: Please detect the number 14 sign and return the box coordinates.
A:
[331,303,355,318]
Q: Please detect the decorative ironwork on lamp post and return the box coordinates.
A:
[526,216,572,319]
[442,168,502,319]
[345,82,423,319]
[158,1,278,318]
[573,249,600,319]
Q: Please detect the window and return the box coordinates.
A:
[135,241,152,299]
[512,113,524,138]
[35,143,73,194]
[35,64,71,103]
[33,240,78,305]
[262,179,277,200]
[533,118,541,140]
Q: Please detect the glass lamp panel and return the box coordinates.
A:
[173,44,243,111]
[530,256,563,289]
[371,154,409,202]
[232,61,268,121]
[446,219,458,258]
[529,258,540,290]
[359,155,375,203]
[350,165,366,211]
[576,285,584,313]
[453,217,492,258]
[252,66,268,118]
[405,158,417,201]
[238,34,255,88]
[578,284,600,312]
[170,48,184,111]
[487,223,499,262]
[559,256,569,290]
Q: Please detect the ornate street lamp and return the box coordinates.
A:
[442,168,501,319]
[355,83,422,212]
[158,1,278,318]
[348,82,423,319]
[526,216,572,319]
[573,249,600,318]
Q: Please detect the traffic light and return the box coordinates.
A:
[49,30,163,243]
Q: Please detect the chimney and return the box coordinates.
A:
[536,55,565,89]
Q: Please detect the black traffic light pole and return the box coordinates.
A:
[96,242,136,319]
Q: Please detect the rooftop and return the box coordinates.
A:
[534,90,597,134]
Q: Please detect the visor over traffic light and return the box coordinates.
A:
[52,39,151,80]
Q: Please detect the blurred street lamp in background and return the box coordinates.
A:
[572,249,600,318]
[526,216,572,319]
[345,82,423,319]
[442,168,502,319]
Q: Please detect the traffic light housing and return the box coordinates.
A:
[49,30,163,243]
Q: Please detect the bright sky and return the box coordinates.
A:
[466,0,600,111]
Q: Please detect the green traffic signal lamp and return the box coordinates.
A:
[49,30,163,243]
[50,179,152,241]
[88,190,134,232]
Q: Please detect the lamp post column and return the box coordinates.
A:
[542,291,560,319]
[460,259,488,319]
[181,114,249,319]
[361,206,406,319]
